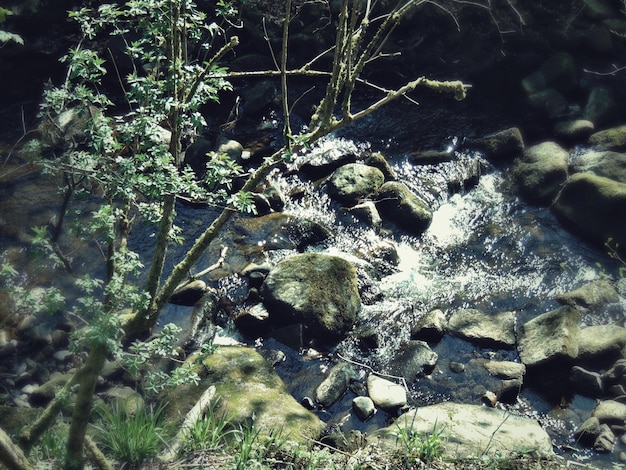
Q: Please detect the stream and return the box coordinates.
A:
[1,95,625,468]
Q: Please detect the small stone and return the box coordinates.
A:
[367,374,407,411]
[352,396,376,421]
[449,362,465,373]
[481,391,498,407]
[20,384,37,395]
[53,350,73,363]
[315,362,354,408]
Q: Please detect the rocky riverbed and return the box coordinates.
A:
[2,0,626,468]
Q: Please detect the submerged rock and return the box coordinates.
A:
[373,402,554,459]
[463,127,524,163]
[261,253,361,346]
[388,340,438,381]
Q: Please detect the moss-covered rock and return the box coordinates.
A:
[261,253,361,346]
[512,141,569,205]
[375,181,432,235]
[163,346,324,445]
[552,172,626,252]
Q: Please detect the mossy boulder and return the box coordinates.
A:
[552,172,626,252]
[261,253,361,345]
[512,141,569,205]
[326,163,385,205]
[375,181,432,235]
[570,151,626,184]
[588,124,626,151]
[163,346,324,444]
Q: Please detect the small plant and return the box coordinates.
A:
[94,402,168,468]
[31,422,68,466]
[182,397,236,453]
[232,418,288,469]
[394,414,445,466]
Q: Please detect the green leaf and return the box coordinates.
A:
[0,30,24,45]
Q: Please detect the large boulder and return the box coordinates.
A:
[163,346,324,444]
[448,308,516,349]
[327,163,385,205]
[570,151,626,184]
[261,253,361,345]
[588,124,626,151]
[463,127,524,164]
[517,306,581,368]
[373,402,554,459]
[552,173,626,252]
[555,279,620,311]
[375,181,432,235]
[577,325,626,363]
[512,141,569,205]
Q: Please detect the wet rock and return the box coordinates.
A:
[51,328,70,349]
[215,137,244,164]
[512,141,569,205]
[498,378,524,403]
[410,309,447,343]
[354,326,379,352]
[234,303,270,333]
[585,86,618,128]
[408,149,454,165]
[389,340,438,381]
[593,400,626,424]
[553,119,595,143]
[449,361,465,373]
[555,279,619,310]
[522,52,578,95]
[53,350,73,364]
[374,403,554,459]
[366,374,407,411]
[347,201,382,231]
[168,280,208,306]
[261,253,361,346]
[352,396,376,421]
[375,181,432,235]
[577,325,626,363]
[300,152,357,180]
[258,349,285,367]
[448,308,516,349]
[593,424,616,453]
[483,361,526,380]
[315,362,354,408]
[570,151,626,184]
[588,124,626,151]
[518,306,581,368]
[464,127,524,163]
[30,372,73,406]
[326,163,385,205]
[552,173,626,252]
[570,365,604,397]
[364,151,397,180]
[481,391,498,407]
[575,416,602,446]
[527,88,568,119]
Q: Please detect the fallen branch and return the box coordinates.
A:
[0,426,33,470]
[160,385,217,462]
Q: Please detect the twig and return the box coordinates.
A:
[189,245,229,281]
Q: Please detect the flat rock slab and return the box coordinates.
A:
[373,402,554,459]
[448,308,516,349]
[518,305,581,367]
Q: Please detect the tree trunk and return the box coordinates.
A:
[65,343,108,470]
[0,427,33,470]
